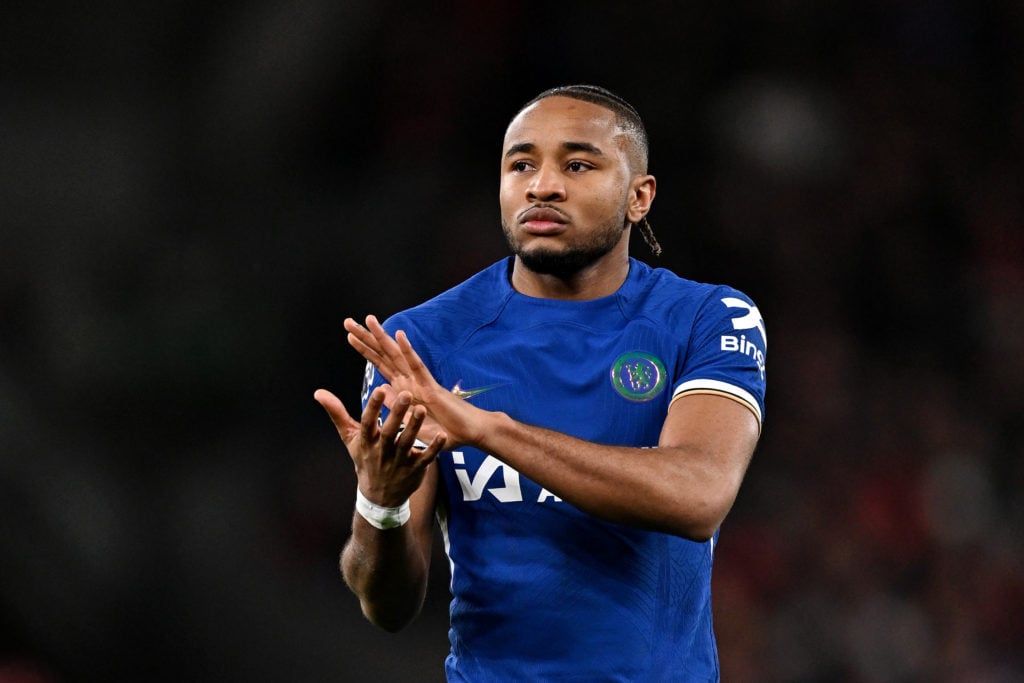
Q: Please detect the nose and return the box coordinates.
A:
[526,162,566,202]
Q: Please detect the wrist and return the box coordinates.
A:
[473,410,512,451]
[355,488,411,530]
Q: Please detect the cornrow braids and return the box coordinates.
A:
[518,84,650,173]
[637,216,662,257]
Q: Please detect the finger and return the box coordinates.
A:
[344,318,386,361]
[346,316,405,379]
[395,330,437,386]
[396,404,427,452]
[346,330,387,369]
[378,383,399,409]
[413,430,449,467]
[313,388,359,437]
[344,317,379,352]
[378,391,412,445]
[365,315,409,372]
[359,386,388,441]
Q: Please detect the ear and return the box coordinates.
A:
[626,174,656,224]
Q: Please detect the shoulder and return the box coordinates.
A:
[622,259,760,329]
[383,258,513,352]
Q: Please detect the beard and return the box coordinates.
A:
[501,210,628,279]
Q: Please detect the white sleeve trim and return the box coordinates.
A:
[672,379,763,424]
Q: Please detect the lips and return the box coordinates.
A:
[519,206,568,234]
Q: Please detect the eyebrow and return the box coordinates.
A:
[504,141,605,159]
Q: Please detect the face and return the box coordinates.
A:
[499,96,648,278]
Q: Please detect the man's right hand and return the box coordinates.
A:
[314,386,447,508]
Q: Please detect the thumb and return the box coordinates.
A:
[313,388,358,437]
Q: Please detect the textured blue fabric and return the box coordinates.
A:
[361,257,766,682]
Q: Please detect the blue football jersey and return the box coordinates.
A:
[361,257,766,682]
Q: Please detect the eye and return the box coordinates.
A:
[511,160,533,173]
[567,160,592,173]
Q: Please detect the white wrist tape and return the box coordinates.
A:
[355,488,411,530]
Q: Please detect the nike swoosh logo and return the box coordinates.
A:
[451,380,503,400]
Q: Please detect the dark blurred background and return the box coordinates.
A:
[1,1,1022,681]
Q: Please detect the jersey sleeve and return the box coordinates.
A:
[672,286,767,426]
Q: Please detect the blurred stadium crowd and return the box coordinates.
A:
[1,1,1021,681]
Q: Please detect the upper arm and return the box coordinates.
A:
[661,391,761,455]
[658,285,766,497]
[657,392,760,535]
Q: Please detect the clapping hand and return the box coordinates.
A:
[314,385,447,507]
[344,315,484,449]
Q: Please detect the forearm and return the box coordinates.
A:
[474,411,748,541]
[340,516,430,632]
[341,317,758,540]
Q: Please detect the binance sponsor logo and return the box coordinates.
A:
[721,298,766,381]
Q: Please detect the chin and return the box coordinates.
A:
[517,246,606,278]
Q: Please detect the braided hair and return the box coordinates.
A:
[518,85,661,256]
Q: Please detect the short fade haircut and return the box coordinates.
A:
[518,84,650,173]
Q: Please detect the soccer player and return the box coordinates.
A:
[315,85,767,681]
